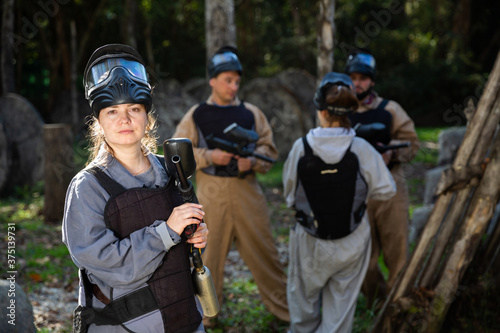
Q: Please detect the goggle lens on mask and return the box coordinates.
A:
[211,52,239,67]
[347,53,376,69]
[85,58,148,95]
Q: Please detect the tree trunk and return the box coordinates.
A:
[372,51,500,332]
[43,124,74,223]
[70,21,78,130]
[205,0,236,62]
[77,0,109,65]
[1,0,16,94]
[317,0,335,82]
[122,0,137,49]
[0,122,8,191]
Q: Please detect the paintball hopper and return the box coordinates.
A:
[163,138,197,180]
[224,123,258,145]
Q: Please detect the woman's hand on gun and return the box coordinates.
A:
[166,203,205,237]
[187,222,208,249]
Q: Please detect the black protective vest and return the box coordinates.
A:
[295,137,368,240]
[349,99,392,144]
[82,163,201,333]
[193,102,255,177]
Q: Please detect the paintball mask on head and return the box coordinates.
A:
[84,44,152,118]
[313,72,357,116]
[345,52,376,79]
[207,47,243,78]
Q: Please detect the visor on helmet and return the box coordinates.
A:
[208,51,243,78]
[85,58,149,99]
[347,53,375,69]
[211,52,239,68]
[319,72,354,90]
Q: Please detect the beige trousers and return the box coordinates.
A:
[362,165,409,307]
[196,171,289,322]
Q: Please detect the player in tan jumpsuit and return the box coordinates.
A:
[173,46,289,326]
[345,51,420,307]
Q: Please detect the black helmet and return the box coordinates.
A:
[207,46,242,78]
[345,52,376,80]
[83,44,152,117]
[313,72,356,115]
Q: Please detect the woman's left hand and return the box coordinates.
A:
[187,222,208,249]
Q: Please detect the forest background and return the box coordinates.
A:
[1,0,499,129]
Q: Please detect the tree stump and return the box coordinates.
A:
[43,124,74,223]
[0,122,7,191]
[0,93,44,195]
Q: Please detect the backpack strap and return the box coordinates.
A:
[301,136,313,156]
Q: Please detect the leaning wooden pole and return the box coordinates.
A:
[372,51,500,332]
[428,131,500,331]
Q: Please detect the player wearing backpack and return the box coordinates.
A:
[282,72,396,333]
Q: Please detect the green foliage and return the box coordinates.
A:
[256,161,285,188]
[10,0,499,127]
[416,127,444,143]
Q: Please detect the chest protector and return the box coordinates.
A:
[296,137,368,240]
[193,102,255,177]
[84,165,201,333]
[348,99,392,144]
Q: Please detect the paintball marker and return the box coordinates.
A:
[354,122,410,154]
[205,123,276,164]
[163,138,220,317]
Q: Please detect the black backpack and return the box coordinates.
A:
[295,136,368,239]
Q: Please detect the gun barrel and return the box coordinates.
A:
[172,155,189,189]
[377,142,411,153]
[252,152,276,164]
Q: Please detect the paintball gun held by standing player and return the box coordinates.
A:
[205,123,276,164]
[163,138,220,318]
[354,122,410,154]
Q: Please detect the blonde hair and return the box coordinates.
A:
[85,111,159,166]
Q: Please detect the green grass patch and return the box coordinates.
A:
[256,161,285,188]
[413,145,439,165]
[353,293,379,333]
[415,127,446,143]
[0,184,78,294]
[208,278,288,332]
